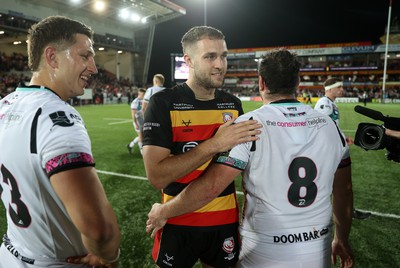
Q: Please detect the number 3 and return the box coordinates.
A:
[0,164,32,228]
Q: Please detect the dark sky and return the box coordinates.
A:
[148,0,398,86]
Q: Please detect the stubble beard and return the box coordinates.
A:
[196,72,225,89]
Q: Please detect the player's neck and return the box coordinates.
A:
[325,93,335,101]
[186,82,215,101]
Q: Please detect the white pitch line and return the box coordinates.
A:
[97,170,400,220]
[103,118,130,121]
[107,120,132,125]
[98,170,148,181]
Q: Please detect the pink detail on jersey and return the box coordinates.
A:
[45,152,94,173]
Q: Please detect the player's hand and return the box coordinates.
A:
[67,253,118,268]
[146,203,167,239]
[210,119,261,152]
[331,240,354,268]
[133,122,139,132]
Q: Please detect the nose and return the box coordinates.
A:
[88,57,98,74]
[214,56,226,69]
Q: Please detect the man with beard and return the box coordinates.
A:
[142,26,261,268]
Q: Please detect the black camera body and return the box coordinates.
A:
[354,106,400,162]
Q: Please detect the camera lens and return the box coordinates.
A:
[360,125,386,150]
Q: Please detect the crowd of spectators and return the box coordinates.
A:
[0,51,138,103]
[1,51,399,104]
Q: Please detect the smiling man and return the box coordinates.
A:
[0,16,120,267]
[142,26,261,268]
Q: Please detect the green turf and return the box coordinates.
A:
[0,101,399,267]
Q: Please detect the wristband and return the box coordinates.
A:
[106,248,120,264]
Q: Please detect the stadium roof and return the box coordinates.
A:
[25,0,186,29]
[0,0,186,85]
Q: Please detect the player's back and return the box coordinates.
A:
[240,101,348,236]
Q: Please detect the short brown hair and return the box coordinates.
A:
[28,16,94,71]
[181,26,225,54]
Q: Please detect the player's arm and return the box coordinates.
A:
[142,100,149,113]
[331,164,354,268]
[51,167,121,266]
[142,90,151,112]
[131,109,139,131]
[143,119,260,189]
[314,100,333,116]
[146,162,241,238]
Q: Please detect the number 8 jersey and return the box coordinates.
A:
[216,100,350,250]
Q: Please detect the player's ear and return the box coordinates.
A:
[44,45,58,69]
[258,76,266,92]
[184,54,193,68]
[258,76,271,94]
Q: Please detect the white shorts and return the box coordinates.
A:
[236,234,332,268]
[0,243,90,268]
[133,116,144,132]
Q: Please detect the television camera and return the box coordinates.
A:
[354,105,400,162]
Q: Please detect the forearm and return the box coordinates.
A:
[156,164,239,219]
[144,140,221,189]
[81,205,121,262]
[332,166,353,241]
[162,176,217,218]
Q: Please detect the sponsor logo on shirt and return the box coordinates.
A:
[182,141,198,152]
[49,111,74,128]
[265,120,307,127]
[143,122,160,131]
[306,117,328,129]
[0,111,23,125]
[273,227,330,244]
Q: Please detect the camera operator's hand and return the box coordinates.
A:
[385,128,400,140]
[345,136,354,146]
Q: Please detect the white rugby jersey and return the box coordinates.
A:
[143,85,164,103]
[314,96,340,124]
[216,101,349,245]
[0,86,94,266]
[130,97,143,118]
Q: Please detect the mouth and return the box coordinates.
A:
[211,72,224,77]
[80,75,90,87]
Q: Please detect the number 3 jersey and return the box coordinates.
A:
[216,100,350,243]
[0,86,94,264]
